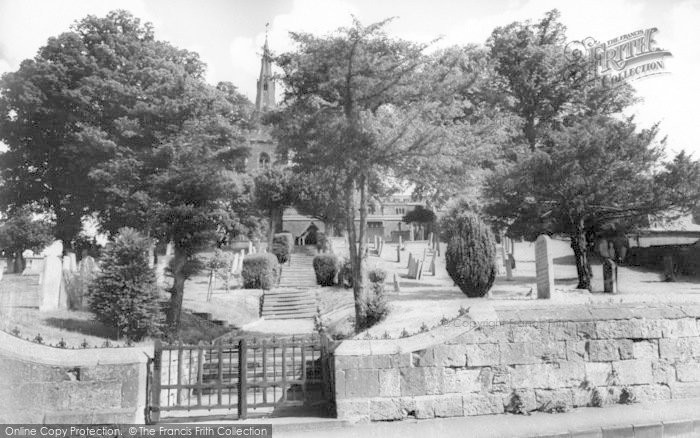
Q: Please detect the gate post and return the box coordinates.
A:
[238,339,248,419]
[150,339,162,424]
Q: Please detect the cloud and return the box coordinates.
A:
[0,0,155,74]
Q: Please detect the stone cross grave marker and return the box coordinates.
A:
[603,258,618,293]
[535,235,554,299]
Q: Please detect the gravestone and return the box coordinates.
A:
[429,252,436,275]
[407,252,414,269]
[535,235,554,299]
[22,256,45,276]
[427,232,433,245]
[409,226,414,241]
[248,241,254,254]
[393,273,401,293]
[396,244,401,263]
[39,255,66,311]
[148,244,155,268]
[603,258,618,293]
[78,255,99,274]
[663,255,675,282]
[66,252,78,272]
[166,241,175,256]
[505,250,513,281]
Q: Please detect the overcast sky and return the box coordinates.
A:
[1,0,698,157]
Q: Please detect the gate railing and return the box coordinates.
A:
[148,335,335,423]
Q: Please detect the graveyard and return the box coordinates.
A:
[0,3,700,432]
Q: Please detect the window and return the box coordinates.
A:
[369,205,376,214]
[395,207,406,215]
[368,222,383,229]
[258,152,270,168]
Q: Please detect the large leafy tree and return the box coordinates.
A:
[293,168,349,236]
[253,167,298,248]
[485,116,700,289]
[0,207,54,272]
[270,19,487,328]
[0,10,210,245]
[487,9,635,152]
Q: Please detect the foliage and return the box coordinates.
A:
[241,253,280,290]
[484,116,700,289]
[402,206,436,224]
[443,210,496,297]
[337,257,353,289]
[87,228,161,341]
[294,169,349,234]
[0,207,54,257]
[358,282,389,331]
[271,232,294,264]
[270,18,483,329]
[253,167,298,247]
[312,254,338,286]
[368,268,387,283]
[0,11,248,243]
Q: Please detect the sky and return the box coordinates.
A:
[0,0,699,157]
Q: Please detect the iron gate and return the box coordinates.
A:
[147,335,335,423]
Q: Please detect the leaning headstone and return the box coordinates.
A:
[393,273,401,293]
[535,235,554,299]
[39,254,66,311]
[416,260,424,280]
[603,258,618,293]
[663,255,675,282]
[22,256,45,276]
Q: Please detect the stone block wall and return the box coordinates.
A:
[334,303,700,422]
[0,330,151,423]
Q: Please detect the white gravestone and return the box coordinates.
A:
[39,255,67,311]
[535,235,555,299]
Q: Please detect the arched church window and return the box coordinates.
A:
[259,152,271,168]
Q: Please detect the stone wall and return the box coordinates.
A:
[334,302,700,422]
[0,330,151,423]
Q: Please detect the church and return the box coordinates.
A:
[243,36,426,244]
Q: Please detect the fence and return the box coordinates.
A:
[148,335,335,422]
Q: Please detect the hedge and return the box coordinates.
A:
[272,232,294,264]
[313,254,338,286]
[242,253,280,290]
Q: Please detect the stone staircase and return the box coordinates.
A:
[261,288,317,320]
[259,246,319,320]
[278,246,318,288]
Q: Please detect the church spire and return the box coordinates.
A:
[255,23,275,112]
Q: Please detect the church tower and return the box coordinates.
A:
[255,28,276,112]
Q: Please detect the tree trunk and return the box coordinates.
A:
[570,221,591,290]
[354,174,369,330]
[53,208,82,251]
[166,248,188,336]
[345,178,366,329]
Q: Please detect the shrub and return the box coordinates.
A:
[338,257,353,288]
[316,232,331,253]
[271,232,294,264]
[313,254,338,286]
[442,210,496,297]
[368,268,387,283]
[358,283,388,331]
[241,253,280,290]
[88,228,162,341]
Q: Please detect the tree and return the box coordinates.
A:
[487,9,635,152]
[484,115,700,289]
[88,227,161,341]
[0,207,54,272]
[253,167,298,248]
[0,11,211,245]
[270,18,460,328]
[294,168,349,236]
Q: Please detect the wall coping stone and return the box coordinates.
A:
[336,303,498,356]
[0,330,153,367]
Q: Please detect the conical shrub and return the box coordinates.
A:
[443,211,496,297]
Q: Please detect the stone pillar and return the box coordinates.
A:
[393,273,401,293]
[603,258,618,293]
[535,235,554,299]
[39,255,66,311]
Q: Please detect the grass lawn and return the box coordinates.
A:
[317,238,700,339]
